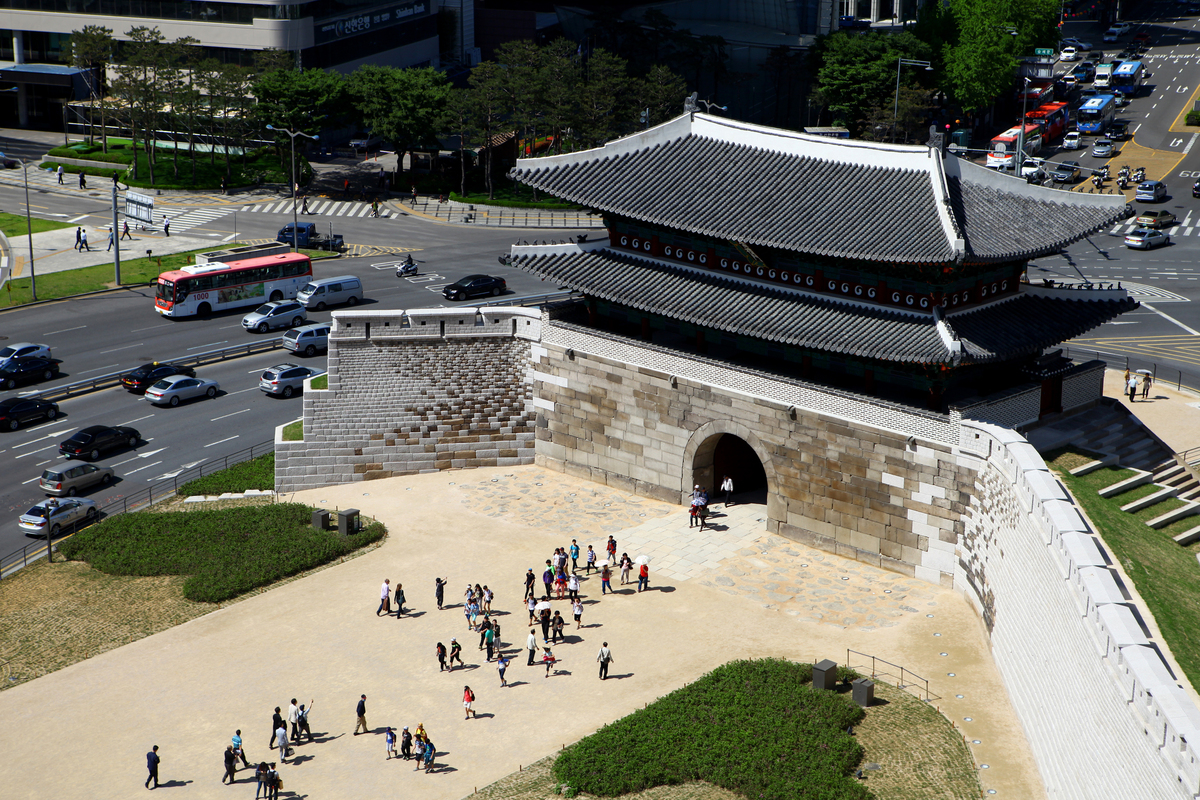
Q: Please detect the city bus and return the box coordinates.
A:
[1024,101,1070,142]
[1111,61,1145,96]
[985,124,1043,170]
[1076,94,1117,134]
[154,252,313,317]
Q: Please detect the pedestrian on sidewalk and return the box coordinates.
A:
[484,622,496,661]
[549,610,563,643]
[78,171,87,190]
[539,605,551,641]
[223,745,238,784]
[542,564,554,599]
[698,502,710,531]
[482,585,493,613]
[1142,374,1153,400]
[287,699,300,741]
[400,727,412,760]
[162,216,170,237]
[524,567,535,601]
[721,474,734,506]
[570,539,580,572]
[80,229,89,251]
[269,707,283,748]
[254,762,269,799]
[542,642,558,678]
[265,763,279,800]
[463,685,477,719]
[57,165,64,184]
[527,629,539,665]
[232,730,250,767]
[107,228,114,252]
[394,583,406,617]
[497,655,510,686]
[567,572,580,601]
[449,638,464,670]
[527,594,537,624]
[586,545,596,574]
[74,227,81,251]
[620,553,632,585]
[354,694,368,735]
[423,737,436,772]
[377,578,391,616]
[112,172,119,189]
[121,220,131,240]
[145,745,160,789]
[297,702,313,743]
[601,564,613,595]
[436,641,447,671]
[413,735,425,769]
[573,597,584,629]
[220,175,227,194]
[597,642,614,680]
[1128,374,1139,403]
[435,576,447,609]
[411,185,417,205]
[273,722,289,762]
[385,726,396,759]
[638,562,650,592]
[606,535,617,565]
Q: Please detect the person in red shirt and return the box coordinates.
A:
[638,562,649,593]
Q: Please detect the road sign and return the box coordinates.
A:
[1034,48,1054,56]
[125,191,154,225]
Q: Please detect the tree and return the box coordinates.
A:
[537,38,582,154]
[858,86,934,142]
[158,36,199,181]
[68,25,115,151]
[576,48,629,147]
[442,89,477,197]
[634,63,688,128]
[812,31,932,130]
[466,61,508,200]
[112,26,167,183]
[344,66,452,165]
[254,47,296,75]
[254,67,345,179]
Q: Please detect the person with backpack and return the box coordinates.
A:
[463,685,477,719]
[254,762,270,799]
[606,536,617,565]
[266,763,280,799]
[296,701,314,743]
[436,641,447,671]
[448,638,464,670]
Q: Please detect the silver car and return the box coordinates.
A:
[143,374,220,406]
[0,342,51,368]
[241,301,306,333]
[282,323,330,357]
[260,363,324,398]
[40,461,114,497]
[1091,139,1115,158]
[19,497,98,535]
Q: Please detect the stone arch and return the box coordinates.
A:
[681,420,775,504]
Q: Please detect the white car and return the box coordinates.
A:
[1103,28,1122,42]
[0,342,51,369]
[19,497,98,536]
[143,374,221,407]
[1062,37,1093,50]
[1020,158,1046,178]
[1062,131,1083,150]
[1061,46,1080,62]
[1111,22,1132,34]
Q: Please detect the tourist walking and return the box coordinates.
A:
[436,641,447,671]
[423,737,436,772]
[497,655,510,687]
[297,702,313,743]
[698,502,710,531]
[107,228,114,251]
[597,642,614,680]
[378,578,391,615]
[413,735,426,769]
[354,694,368,735]
[606,536,617,564]
[573,597,584,629]
[1128,374,1139,403]
[542,564,554,600]
[638,562,650,592]
[265,763,280,800]
[1142,374,1153,400]
[484,623,496,661]
[551,610,565,643]
[269,707,283,748]
[539,606,552,641]
[620,553,632,585]
[79,229,89,251]
[145,745,160,789]
[482,585,493,613]
[254,762,269,799]
[586,545,597,574]
[394,583,406,617]
[542,642,558,677]
[274,722,289,762]
[524,568,536,600]
[121,220,132,240]
[463,685,477,719]
[570,539,580,572]
[78,171,87,190]
[721,474,734,506]
[385,727,396,759]
[567,572,580,601]
[74,226,81,251]
[232,730,250,767]
[435,577,447,609]
[601,564,613,595]
[400,727,413,760]
[288,699,300,741]
[223,745,238,784]
[162,215,169,236]
[57,165,64,184]
[527,594,537,624]
[449,638,464,670]
[526,629,540,665]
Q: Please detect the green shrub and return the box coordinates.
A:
[178,452,275,496]
[1188,110,1200,127]
[553,659,868,800]
[59,503,386,602]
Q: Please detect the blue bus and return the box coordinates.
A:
[1111,61,1145,96]
[1077,94,1117,134]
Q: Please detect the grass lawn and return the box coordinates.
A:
[1109,482,1164,505]
[0,211,74,237]
[1048,448,1200,692]
[281,420,303,441]
[44,141,295,191]
[310,374,328,390]
[451,182,585,210]
[177,452,274,496]
[59,502,385,602]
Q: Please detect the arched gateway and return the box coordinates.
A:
[682,421,772,504]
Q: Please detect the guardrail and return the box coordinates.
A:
[413,199,604,228]
[20,337,285,404]
[845,648,936,702]
[1061,345,1200,395]
[0,438,275,580]
[466,290,581,309]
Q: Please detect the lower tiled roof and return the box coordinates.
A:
[511,247,1136,366]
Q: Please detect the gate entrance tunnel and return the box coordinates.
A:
[691,433,768,504]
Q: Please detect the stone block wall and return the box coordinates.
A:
[957,420,1200,798]
[275,308,539,492]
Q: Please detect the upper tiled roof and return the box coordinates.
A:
[510,245,1136,365]
[508,113,1131,265]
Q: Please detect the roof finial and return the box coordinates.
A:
[684,92,698,114]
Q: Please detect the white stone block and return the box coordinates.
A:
[915,564,944,583]
[906,508,928,524]
[918,481,946,499]
[532,370,567,388]
[922,546,955,574]
[912,491,932,505]
[881,471,905,489]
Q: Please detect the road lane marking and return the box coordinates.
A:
[210,409,250,421]
[15,444,57,458]
[129,323,175,332]
[204,435,240,448]
[68,214,89,222]
[186,341,227,350]
[1141,302,1200,335]
[100,343,143,354]
[21,475,40,484]
[227,387,258,395]
[117,414,155,426]
[78,364,119,375]
[125,460,163,475]
[43,325,86,336]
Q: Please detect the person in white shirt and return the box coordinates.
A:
[287,700,299,741]
[721,475,734,506]
[377,578,391,616]
[567,572,581,601]
[597,642,614,680]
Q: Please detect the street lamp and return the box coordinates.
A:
[0,151,37,301]
[265,124,318,252]
[1016,77,1032,175]
[893,58,933,143]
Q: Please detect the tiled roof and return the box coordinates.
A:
[511,246,1136,365]
[947,294,1137,362]
[508,113,1131,265]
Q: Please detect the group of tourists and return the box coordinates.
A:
[384,723,437,771]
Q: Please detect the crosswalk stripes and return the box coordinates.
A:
[158,207,234,233]
[238,200,392,218]
[1111,218,1196,237]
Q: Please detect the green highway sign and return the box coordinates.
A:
[1035,48,1054,56]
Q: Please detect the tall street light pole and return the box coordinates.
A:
[1016,76,1032,175]
[266,125,318,252]
[893,58,934,143]
[0,151,37,300]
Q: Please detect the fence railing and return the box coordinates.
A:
[0,438,274,580]
[20,337,285,404]
[466,290,581,309]
[413,199,604,228]
[845,648,936,702]
[1061,345,1200,395]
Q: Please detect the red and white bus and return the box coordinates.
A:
[154,252,313,317]
[1024,101,1070,142]
[985,124,1043,170]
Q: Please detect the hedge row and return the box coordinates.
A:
[178,452,275,496]
[59,503,385,602]
[553,659,868,800]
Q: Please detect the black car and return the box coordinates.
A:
[0,397,59,430]
[443,274,508,301]
[0,357,60,390]
[58,425,140,461]
[1193,179,1200,198]
[1108,119,1130,141]
[121,362,197,393]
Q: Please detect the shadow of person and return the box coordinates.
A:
[605,672,634,680]
[655,586,676,593]
[154,779,192,788]
[310,732,343,744]
[288,754,315,766]
[474,712,497,719]
[505,680,529,688]
[399,610,427,619]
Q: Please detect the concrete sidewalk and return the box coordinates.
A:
[0,467,1042,799]
[6,226,220,279]
[1102,368,1200,456]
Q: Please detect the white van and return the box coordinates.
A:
[296,276,363,310]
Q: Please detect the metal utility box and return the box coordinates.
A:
[852,678,875,707]
[813,659,839,690]
[337,508,360,536]
[312,509,329,530]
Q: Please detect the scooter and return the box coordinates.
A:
[396,255,418,277]
[1100,165,1110,181]
[1134,167,1146,183]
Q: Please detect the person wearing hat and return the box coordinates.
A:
[400,726,413,760]
[385,726,396,759]
[542,640,557,678]
[524,567,536,600]
[448,638,463,670]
